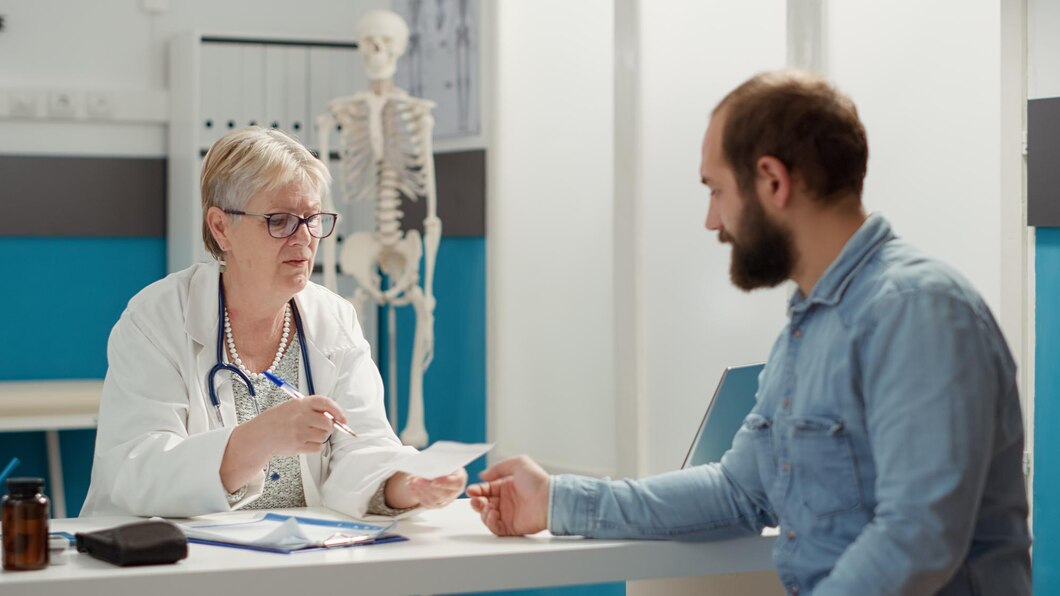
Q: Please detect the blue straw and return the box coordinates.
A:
[0,457,21,487]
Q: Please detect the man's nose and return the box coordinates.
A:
[705,198,721,231]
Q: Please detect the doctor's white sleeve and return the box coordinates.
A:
[82,310,259,517]
[316,310,418,519]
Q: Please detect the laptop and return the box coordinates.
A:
[681,363,765,468]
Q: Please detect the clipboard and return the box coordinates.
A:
[178,513,407,554]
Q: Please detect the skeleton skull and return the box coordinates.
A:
[356,10,410,81]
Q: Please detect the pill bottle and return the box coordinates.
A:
[2,477,49,571]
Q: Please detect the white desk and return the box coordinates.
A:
[0,380,104,519]
[0,501,776,595]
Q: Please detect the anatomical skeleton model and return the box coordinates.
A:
[318,9,439,447]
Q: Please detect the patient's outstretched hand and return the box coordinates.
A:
[467,456,549,536]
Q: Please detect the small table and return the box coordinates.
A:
[0,380,103,518]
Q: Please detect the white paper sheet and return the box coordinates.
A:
[176,514,395,552]
[390,441,494,479]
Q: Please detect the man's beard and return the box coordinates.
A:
[721,190,795,291]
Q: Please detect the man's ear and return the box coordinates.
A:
[206,206,231,253]
[755,156,792,211]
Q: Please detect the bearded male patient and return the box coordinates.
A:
[467,70,1032,596]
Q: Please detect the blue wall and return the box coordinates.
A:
[0,235,622,595]
[1035,227,1060,593]
[379,237,488,480]
[0,236,493,516]
[0,237,167,513]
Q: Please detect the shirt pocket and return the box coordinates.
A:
[743,414,784,504]
[791,416,862,517]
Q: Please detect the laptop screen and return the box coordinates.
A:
[681,363,765,469]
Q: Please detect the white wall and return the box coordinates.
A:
[0,0,385,157]
[489,0,789,477]
[490,0,1024,481]
[489,0,618,474]
[633,0,1021,476]
[1029,0,1060,101]
[827,1,1005,320]
[634,0,788,475]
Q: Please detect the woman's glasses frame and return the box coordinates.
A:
[224,209,339,239]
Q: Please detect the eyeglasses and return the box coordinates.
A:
[224,210,338,239]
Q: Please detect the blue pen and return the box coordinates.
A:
[0,457,20,487]
[263,371,357,437]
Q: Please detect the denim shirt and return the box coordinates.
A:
[549,215,1030,595]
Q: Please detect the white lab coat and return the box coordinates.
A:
[80,261,416,518]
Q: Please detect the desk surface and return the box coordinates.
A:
[0,501,775,595]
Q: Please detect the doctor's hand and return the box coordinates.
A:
[249,394,348,455]
[408,468,468,509]
[221,395,348,493]
[467,456,550,536]
[383,469,468,510]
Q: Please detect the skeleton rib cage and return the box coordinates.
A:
[330,94,437,248]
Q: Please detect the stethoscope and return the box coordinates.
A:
[205,275,318,481]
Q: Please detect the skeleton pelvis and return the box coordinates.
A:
[340,230,424,301]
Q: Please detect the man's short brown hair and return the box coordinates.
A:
[715,70,868,203]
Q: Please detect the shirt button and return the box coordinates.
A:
[787,530,796,541]
[790,587,799,596]
[782,398,791,408]
[793,328,802,338]
[781,462,790,473]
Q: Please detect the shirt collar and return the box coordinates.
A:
[788,213,895,314]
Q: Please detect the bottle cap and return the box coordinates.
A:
[6,477,44,498]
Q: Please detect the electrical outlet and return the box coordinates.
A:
[86,91,114,118]
[9,91,38,118]
[48,90,78,118]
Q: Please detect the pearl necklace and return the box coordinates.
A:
[224,303,291,382]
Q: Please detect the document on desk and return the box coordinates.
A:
[390,441,495,479]
[177,513,404,553]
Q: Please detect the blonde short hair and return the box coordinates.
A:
[200,126,332,259]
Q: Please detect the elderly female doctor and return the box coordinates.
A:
[81,127,465,518]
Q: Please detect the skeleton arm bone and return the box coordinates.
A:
[419,112,440,311]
